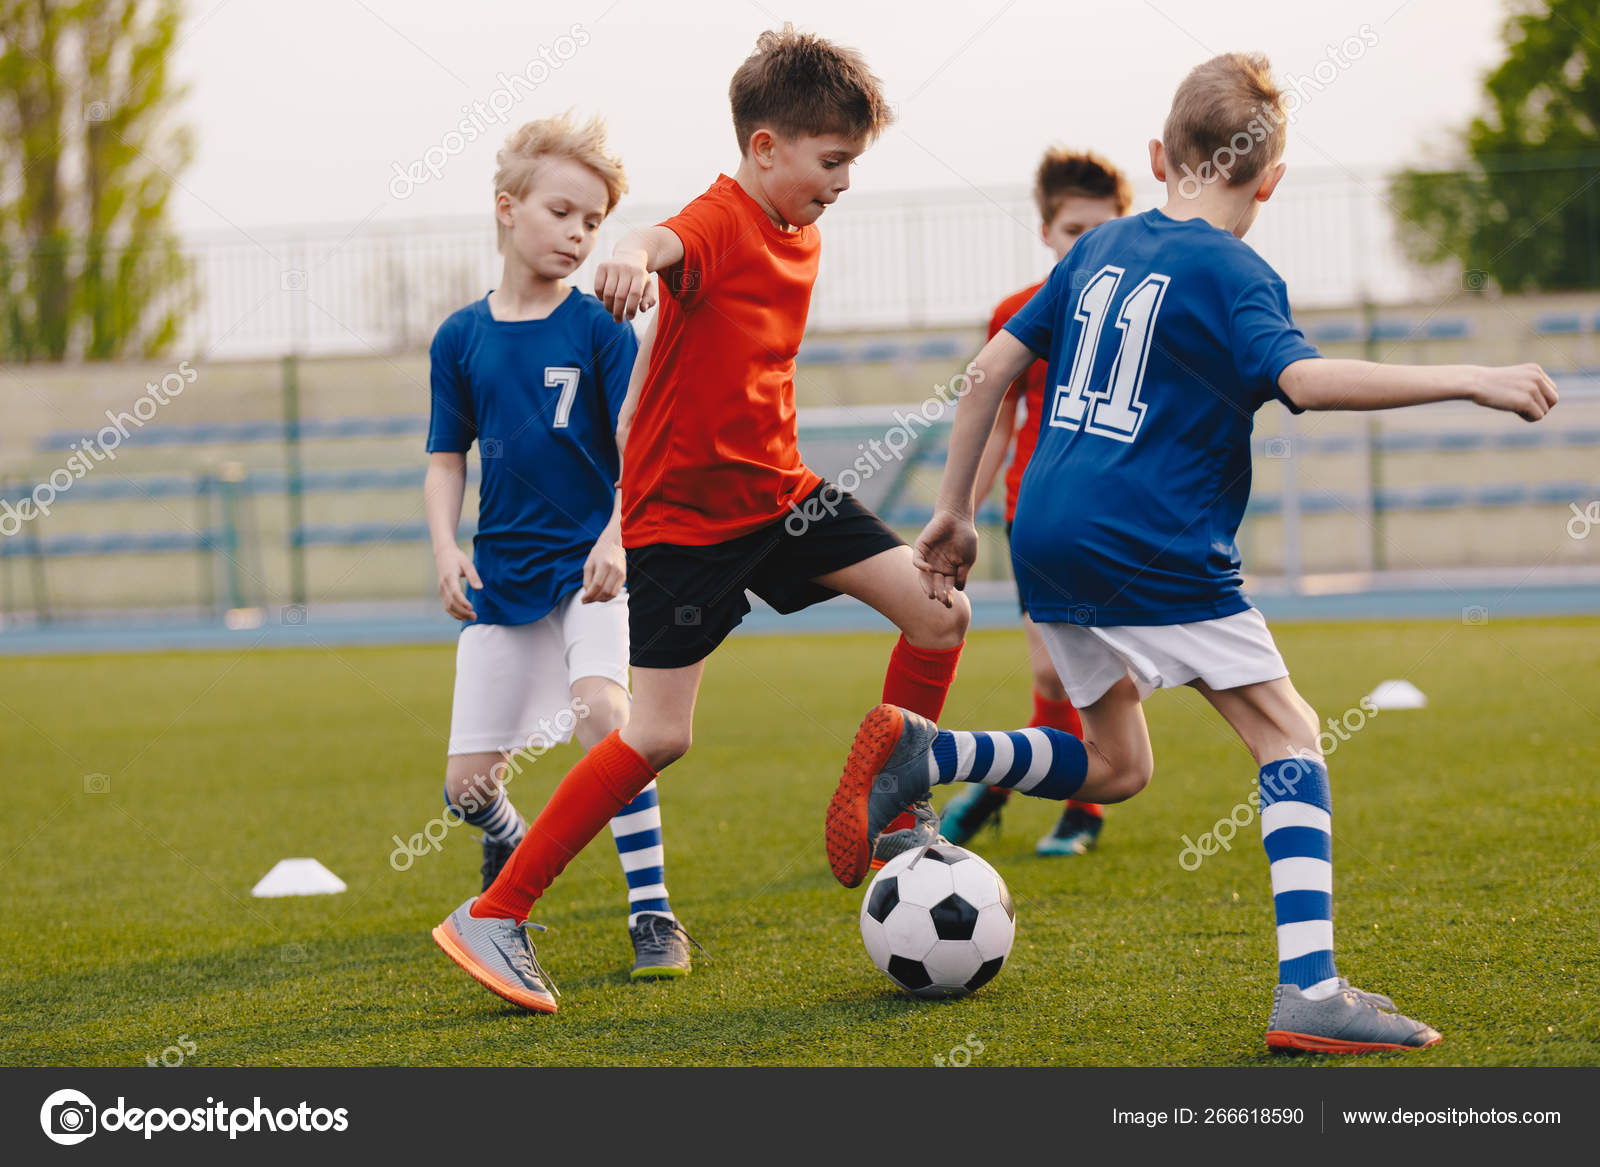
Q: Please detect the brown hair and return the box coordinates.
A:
[728,24,893,154]
[1034,148,1133,224]
[1162,52,1287,189]
[493,112,627,251]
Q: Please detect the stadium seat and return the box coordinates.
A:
[1535,313,1583,334]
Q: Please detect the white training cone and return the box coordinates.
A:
[1365,679,1427,711]
[251,858,347,897]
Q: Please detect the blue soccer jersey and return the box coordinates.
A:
[427,289,637,626]
[1004,208,1320,626]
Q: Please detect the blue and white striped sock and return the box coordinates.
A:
[1260,756,1339,1000]
[444,781,524,845]
[929,728,1087,800]
[609,779,673,927]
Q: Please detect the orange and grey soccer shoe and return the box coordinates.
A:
[432,897,560,1014]
[1266,980,1441,1053]
[826,704,939,888]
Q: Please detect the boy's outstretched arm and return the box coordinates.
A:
[594,226,684,321]
[972,383,1023,508]
[582,316,656,603]
[1279,358,1559,421]
[914,331,1038,607]
[614,312,654,458]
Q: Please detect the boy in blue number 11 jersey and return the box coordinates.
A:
[826,53,1559,1052]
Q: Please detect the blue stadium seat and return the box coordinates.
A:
[292,521,477,547]
[913,336,967,360]
[1377,432,1430,453]
[1535,314,1583,335]
[1476,484,1529,506]
[1422,318,1472,339]
[36,414,428,452]
[797,344,848,365]
[1308,320,1360,344]
[0,529,218,557]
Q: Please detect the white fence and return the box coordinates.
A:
[179,166,1447,360]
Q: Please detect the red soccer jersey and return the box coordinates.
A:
[988,281,1048,523]
[621,175,824,547]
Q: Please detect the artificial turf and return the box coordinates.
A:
[2,619,1596,1066]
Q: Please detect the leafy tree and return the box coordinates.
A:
[0,1,193,361]
[1390,0,1600,292]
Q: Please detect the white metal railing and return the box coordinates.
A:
[172,167,1449,360]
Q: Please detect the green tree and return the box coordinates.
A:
[0,1,193,361]
[1390,0,1600,292]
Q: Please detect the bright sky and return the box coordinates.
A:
[169,0,1508,236]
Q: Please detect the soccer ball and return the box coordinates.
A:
[858,842,1015,998]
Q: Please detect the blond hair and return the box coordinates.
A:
[1034,148,1134,224]
[728,24,893,154]
[1162,53,1287,189]
[493,113,626,250]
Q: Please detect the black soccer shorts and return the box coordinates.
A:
[625,481,904,670]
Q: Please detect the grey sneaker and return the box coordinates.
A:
[629,913,702,980]
[480,827,524,892]
[431,897,560,1013]
[869,800,945,869]
[1266,979,1441,1053]
[826,704,937,887]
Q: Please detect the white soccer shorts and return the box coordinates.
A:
[447,591,630,756]
[1036,606,1288,708]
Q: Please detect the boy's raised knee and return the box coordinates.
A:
[625,726,691,772]
[906,589,970,649]
[1099,757,1152,804]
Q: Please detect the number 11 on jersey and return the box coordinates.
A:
[1050,265,1170,444]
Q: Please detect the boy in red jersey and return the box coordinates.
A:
[431,26,971,1012]
[939,150,1133,858]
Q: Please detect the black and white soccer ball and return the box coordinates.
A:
[859,842,1015,998]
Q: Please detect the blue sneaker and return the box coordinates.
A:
[939,784,1010,846]
[826,705,938,887]
[1036,805,1102,856]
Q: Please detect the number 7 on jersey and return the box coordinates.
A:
[546,367,580,428]
[1049,265,1170,444]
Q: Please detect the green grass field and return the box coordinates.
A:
[2,619,1597,1067]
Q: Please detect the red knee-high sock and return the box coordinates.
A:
[472,731,657,921]
[882,634,964,720]
[1030,690,1100,817]
[1029,690,1082,737]
[880,635,964,832]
